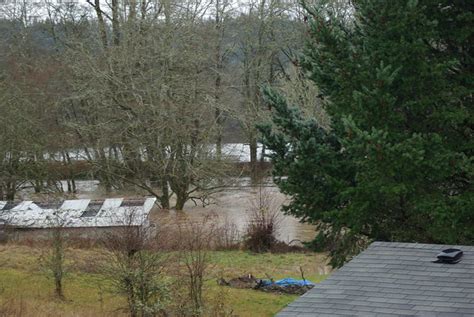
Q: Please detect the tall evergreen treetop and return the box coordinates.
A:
[260,0,473,267]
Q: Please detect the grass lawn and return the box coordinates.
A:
[0,244,329,316]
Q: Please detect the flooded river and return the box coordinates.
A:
[21,179,316,243]
[153,186,316,243]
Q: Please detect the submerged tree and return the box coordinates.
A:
[234,0,303,181]
[260,0,474,267]
[0,0,310,205]
[63,0,233,210]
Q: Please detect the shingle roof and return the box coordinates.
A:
[278,241,474,317]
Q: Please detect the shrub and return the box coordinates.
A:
[243,187,281,253]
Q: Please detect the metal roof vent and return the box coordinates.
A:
[433,248,463,264]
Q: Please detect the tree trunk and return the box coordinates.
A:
[214,2,224,161]
[6,181,15,201]
[63,152,76,193]
[71,179,76,193]
[111,0,120,46]
[34,180,42,193]
[215,108,223,161]
[125,277,137,317]
[93,0,108,48]
[52,227,65,300]
[175,192,187,211]
[95,147,112,192]
[260,144,266,163]
[250,137,258,183]
[55,277,63,299]
[160,178,170,210]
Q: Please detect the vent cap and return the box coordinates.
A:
[433,248,463,264]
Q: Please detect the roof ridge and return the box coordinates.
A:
[371,241,474,252]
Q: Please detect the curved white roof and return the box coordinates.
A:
[0,198,156,228]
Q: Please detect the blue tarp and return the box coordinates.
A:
[261,278,315,287]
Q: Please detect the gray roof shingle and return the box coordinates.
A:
[278,242,474,317]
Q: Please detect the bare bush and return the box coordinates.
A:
[38,212,68,299]
[176,217,216,315]
[206,287,234,317]
[155,215,240,315]
[213,216,241,251]
[243,187,282,253]
[154,213,241,252]
[100,211,168,317]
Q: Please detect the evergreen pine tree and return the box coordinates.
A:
[259,0,473,267]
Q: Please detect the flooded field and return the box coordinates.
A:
[20,179,316,243]
[153,186,316,244]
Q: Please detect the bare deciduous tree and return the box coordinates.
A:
[233,0,302,181]
[0,0,310,206]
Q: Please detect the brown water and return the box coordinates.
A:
[22,180,316,243]
[152,186,316,243]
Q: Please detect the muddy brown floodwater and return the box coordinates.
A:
[152,186,317,243]
[22,180,317,243]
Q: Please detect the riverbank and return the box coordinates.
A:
[0,244,330,316]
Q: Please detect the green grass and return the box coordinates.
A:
[0,244,329,316]
[0,268,125,316]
